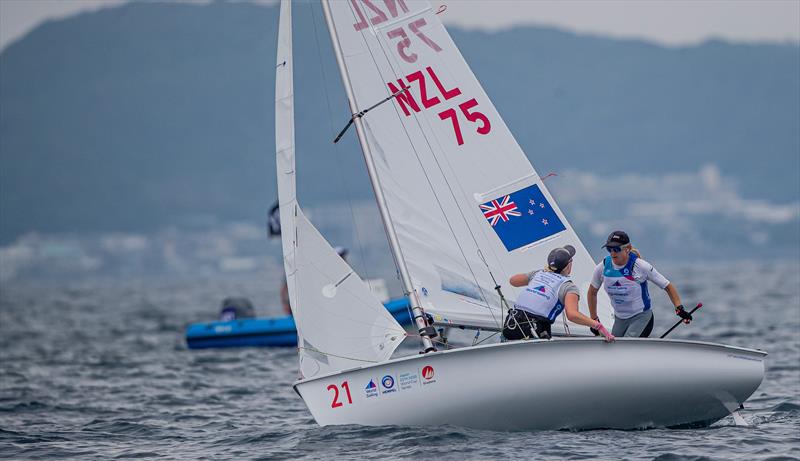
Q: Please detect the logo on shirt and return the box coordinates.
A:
[612,281,623,287]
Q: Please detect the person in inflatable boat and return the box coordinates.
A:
[504,245,615,341]
[587,230,692,338]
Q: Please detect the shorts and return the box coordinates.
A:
[503,309,553,340]
[612,310,654,338]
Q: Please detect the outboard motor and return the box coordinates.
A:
[219,297,255,321]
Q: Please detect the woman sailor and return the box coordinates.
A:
[587,230,692,337]
[504,245,615,341]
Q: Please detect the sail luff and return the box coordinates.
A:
[275,0,297,319]
[321,0,436,352]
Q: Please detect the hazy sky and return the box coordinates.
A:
[1,0,799,51]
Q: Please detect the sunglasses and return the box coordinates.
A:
[606,246,625,253]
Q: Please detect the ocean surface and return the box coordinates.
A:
[1,261,798,460]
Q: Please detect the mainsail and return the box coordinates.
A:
[323,0,614,332]
[276,0,404,379]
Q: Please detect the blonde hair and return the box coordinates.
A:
[626,244,642,258]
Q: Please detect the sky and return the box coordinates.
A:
[1,0,799,52]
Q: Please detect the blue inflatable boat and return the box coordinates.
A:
[185,297,413,349]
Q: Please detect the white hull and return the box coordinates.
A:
[294,338,766,430]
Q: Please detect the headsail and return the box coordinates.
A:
[276,0,404,378]
[322,0,614,332]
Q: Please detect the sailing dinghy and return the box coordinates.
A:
[275,0,766,430]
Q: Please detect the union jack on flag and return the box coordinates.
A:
[480,195,522,226]
[478,184,566,252]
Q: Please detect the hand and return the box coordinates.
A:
[593,321,615,342]
[675,305,692,324]
[589,317,600,336]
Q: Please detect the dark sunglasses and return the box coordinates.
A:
[606,246,625,253]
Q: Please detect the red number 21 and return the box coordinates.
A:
[438,98,491,146]
[327,381,353,408]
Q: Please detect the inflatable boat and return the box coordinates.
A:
[185,297,413,349]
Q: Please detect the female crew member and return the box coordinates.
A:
[587,230,692,337]
[504,245,614,341]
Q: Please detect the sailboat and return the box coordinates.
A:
[276,0,766,430]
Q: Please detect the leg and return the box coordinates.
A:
[503,310,533,340]
[612,316,628,337]
[624,311,654,337]
[639,312,654,338]
[534,317,552,340]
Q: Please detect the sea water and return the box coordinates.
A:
[1,261,798,460]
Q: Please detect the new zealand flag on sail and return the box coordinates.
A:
[479,184,566,251]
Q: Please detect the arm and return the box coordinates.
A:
[566,291,614,341]
[664,283,683,308]
[509,273,530,287]
[587,263,603,319]
[564,293,597,328]
[587,285,599,320]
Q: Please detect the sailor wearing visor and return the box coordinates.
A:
[504,245,615,341]
[588,230,692,337]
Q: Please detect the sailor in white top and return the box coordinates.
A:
[587,231,692,337]
[504,245,614,341]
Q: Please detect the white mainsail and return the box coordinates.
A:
[323,0,614,332]
[276,0,404,379]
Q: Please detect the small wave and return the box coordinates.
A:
[771,402,800,412]
[651,454,718,461]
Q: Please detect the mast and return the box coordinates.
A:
[321,0,436,353]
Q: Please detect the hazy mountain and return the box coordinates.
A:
[1,1,798,244]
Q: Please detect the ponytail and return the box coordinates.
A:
[629,246,642,258]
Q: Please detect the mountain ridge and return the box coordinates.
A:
[1,1,797,244]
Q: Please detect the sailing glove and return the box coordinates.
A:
[675,305,692,324]
[593,321,615,342]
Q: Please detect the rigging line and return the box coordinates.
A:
[324,6,412,304]
[333,86,411,143]
[355,11,501,327]
[308,1,377,286]
[561,313,571,336]
[341,7,492,300]
[394,68,515,307]
[360,13,505,316]
[477,248,511,329]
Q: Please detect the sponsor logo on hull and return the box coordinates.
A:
[422,365,437,385]
[364,379,379,398]
[381,374,397,394]
[399,371,419,390]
